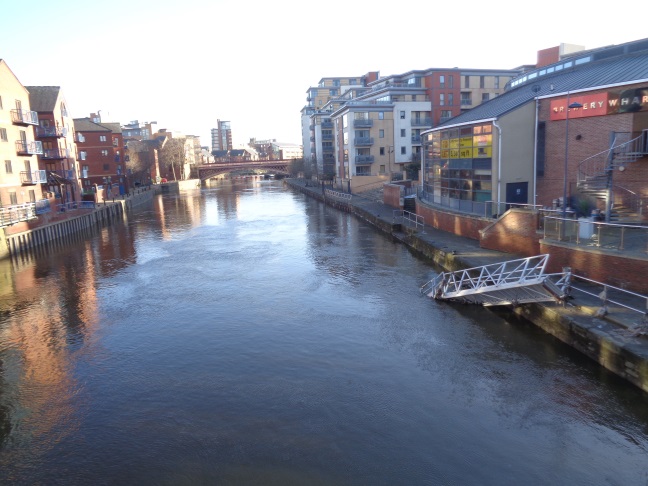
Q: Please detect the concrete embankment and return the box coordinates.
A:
[0,186,156,260]
[286,179,648,393]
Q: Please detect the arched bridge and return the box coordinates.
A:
[197,160,291,181]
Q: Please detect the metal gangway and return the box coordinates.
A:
[420,254,571,307]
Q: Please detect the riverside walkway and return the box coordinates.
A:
[286,178,648,393]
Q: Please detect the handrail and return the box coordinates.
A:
[393,210,425,231]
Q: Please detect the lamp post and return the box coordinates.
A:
[561,97,583,238]
[388,145,394,181]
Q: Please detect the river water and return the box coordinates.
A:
[1,179,647,485]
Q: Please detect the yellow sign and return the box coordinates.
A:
[449,138,459,149]
[459,137,472,148]
[459,148,472,158]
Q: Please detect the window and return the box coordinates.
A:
[380,147,385,155]
[379,129,384,138]
[448,94,454,106]
[0,128,7,142]
[5,160,12,174]
[441,110,452,119]
[464,76,470,88]
[113,138,118,146]
[401,147,406,155]
[0,95,3,109]
[494,77,500,89]
[439,75,445,88]
[103,164,109,171]
[101,150,108,156]
[28,190,35,202]
[448,76,454,89]
[329,89,337,96]
[100,135,107,142]
[482,93,490,102]
[378,112,384,120]
[9,191,17,205]
[440,94,445,106]
[82,165,89,178]
[333,80,340,87]
[61,102,68,117]
[77,133,85,142]
[400,129,406,137]
[400,111,405,119]
[480,76,485,88]
[79,151,87,160]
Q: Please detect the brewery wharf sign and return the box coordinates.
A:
[550,86,648,120]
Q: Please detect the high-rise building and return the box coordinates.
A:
[211,120,232,152]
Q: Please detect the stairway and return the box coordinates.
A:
[576,131,648,223]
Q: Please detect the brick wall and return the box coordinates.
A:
[541,241,648,294]
[415,200,489,240]
[480,209,541,256]
[383,184,402,208]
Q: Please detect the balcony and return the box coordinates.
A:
[354,137,374,146]
[42,148,69,160]
[460,99,472,106]
[36,126,68,138]
[20,170,47,185]
[15,140,43,155]
[353,119,373,127]
[0,203,37,227]
[322,134,333,140]
[411,135,422,144]
[439,115,454,124]
[11,109,38,126]
[411,117,432,127]
[321,120,333,128]
[355,155,374,164]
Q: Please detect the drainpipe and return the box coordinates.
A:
[493,119,502,216]
[533,99,539,209]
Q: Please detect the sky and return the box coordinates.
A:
[2,0,647,148]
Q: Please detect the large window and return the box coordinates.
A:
[422,124,494,210]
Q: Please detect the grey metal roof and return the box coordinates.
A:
[26,86,61,112]
[432,37,648,130]
[73,117,111,132]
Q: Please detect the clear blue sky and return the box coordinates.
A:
[2,0,646,147]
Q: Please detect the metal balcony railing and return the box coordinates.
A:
[10,109,38,125]
[36,126,68,137]
[15,140,43,155]
[355,155,374,164]
[20,170,47,185]
[411,118,432,127]
[321,121,333,128]
[42,148,69,159]
[460,99,472,106]
[411,135,422,144]
[354,137,374,146]
[0,203,37,227]
[353,119,373,127]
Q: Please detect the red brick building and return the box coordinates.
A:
[73,114,127,198]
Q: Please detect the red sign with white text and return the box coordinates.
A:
[550,93,608,120]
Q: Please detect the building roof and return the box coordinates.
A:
[230,149,245,156]
[73,117,121,133]
[25,86,61,112]
[428,37,648,132]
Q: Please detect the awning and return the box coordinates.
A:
[48,171,72,185]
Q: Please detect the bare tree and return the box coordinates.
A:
[159,137,188,181]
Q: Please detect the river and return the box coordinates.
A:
[0,178,647,485]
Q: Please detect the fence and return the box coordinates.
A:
[542,216,648,254]
[0,203,36,227]
[393,210,425,231]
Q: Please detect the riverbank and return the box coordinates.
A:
[285,178,648,393]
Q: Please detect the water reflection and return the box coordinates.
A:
[0,179,647,485]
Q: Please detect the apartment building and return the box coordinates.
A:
[211,120,232,152]
[0,60,44,212]
[74,114,126,196]
[27,86,80,204]
[302,72,379,177]
[328,67,520,184]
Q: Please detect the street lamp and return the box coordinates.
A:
[561,97,583,238]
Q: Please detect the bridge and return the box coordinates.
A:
[196,160,291,181]
[420,254,572,307]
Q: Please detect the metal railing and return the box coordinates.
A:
[393,209,425,231]
[57,201,97,212]
[325,189,352,202]
[15,140,43,155]
[0,203,37,226]
[20,170,47,184]
[36,126,68,137]
[568,274,648,331]
[542,216,648,253]
[10,109,38,125]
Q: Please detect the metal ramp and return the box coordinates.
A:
[420,254,571,307]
